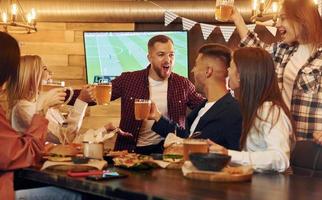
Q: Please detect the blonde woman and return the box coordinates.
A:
[9,55,129,144]
[0,32,72,199]
[8,55,71,143]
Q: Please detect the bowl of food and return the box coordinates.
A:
[189,153,231,171]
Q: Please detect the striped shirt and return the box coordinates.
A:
[111,66,205,151]
[240,31,322,138]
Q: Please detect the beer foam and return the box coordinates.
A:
[135,102,151,104]
[184,139,207,145]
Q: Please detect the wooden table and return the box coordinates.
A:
[16,166,322,200]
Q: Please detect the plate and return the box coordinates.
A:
[182,161,253,182]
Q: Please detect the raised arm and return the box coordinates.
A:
[231,6,249,40]
[231,7,276,54]
[0,108,48,170]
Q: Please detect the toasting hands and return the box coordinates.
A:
[78,85,95,103]
[37,88,67,113]
[147,102,162,122]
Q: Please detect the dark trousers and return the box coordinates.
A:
[135,140,164,155]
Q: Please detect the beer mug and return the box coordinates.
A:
[93,82,112,105]
[41,79,74,105]
[183,139,209,161]
[215,0,234,22]
[134,99,151,120]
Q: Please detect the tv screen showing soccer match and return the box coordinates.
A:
[83,31,189,84]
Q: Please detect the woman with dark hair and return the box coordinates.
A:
[0,32,67,199]
[231,0,322,140]
[210,47,295,173]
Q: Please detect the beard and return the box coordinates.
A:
[152,64,172,80]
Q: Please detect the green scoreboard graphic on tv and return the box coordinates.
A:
[83,31,189,84]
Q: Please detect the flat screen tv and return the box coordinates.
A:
[83,31,189,84]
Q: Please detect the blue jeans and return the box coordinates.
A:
[15,186,82,200]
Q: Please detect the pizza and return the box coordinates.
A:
[113,153,155,169]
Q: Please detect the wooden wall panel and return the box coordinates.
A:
[41,55,69,66]
[20,42,85,55]
[50,65,84,80]
[69,55,85,66]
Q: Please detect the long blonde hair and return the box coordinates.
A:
[7,55,45,108]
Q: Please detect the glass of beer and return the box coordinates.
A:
[215,0,234,22]
[183,139,209,161]
[134,99,151,120]
[94,82,112,105]
[41,80,74,104]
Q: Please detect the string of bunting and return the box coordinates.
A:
[164,9,278,41]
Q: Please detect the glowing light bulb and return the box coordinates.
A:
[31,8,36,20]
[11,4,18,16]
[2,12,8,23]
[272,2,278,13]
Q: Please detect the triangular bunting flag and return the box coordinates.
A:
[246,24,256,32]
[219,26,235,42]
[266,26,277,36]
[182,17,197,31]
[200,23,216,40]
[164,10,178,26]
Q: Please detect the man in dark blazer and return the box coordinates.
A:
[150,43,242,150]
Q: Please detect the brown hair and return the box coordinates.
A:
[233,47,294,148]
[7,55,45,108]
[198,43,232,68]
[282,0,322,48]
[0,32,20,86]
[148,35,173,51]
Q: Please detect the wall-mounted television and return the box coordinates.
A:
[83,31,189,84]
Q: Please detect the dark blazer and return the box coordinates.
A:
[152,92,242,150]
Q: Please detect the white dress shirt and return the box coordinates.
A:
[282,44,311,109]
[228,102,293,172]
[137,77,168,146]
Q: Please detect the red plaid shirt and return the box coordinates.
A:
[240,31,322,138]
[111,66,205,151]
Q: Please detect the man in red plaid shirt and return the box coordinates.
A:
[78,35,204,154]
[112,35,204,154]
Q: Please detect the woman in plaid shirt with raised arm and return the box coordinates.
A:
[230,0,322,140]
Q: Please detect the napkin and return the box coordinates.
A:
[46,99,88,144]
[41,159,107,171]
